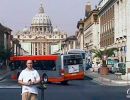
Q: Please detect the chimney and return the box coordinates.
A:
[85,2,91,17]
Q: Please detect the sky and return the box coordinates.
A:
[0,0,100,35]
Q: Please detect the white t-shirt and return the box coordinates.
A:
[18,68,40,94]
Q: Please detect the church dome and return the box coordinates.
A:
[23,27,29,32]
[31,4,52,26]
[31,4,53,33]
[53,27,60,33]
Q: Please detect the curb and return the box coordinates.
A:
[92,78,127,86]
[99,77,111,82]
[0,85,21,89]
[93,77,130,86]
[111,80,130,84]
[86,73,130,86]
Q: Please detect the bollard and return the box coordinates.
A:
[38,81,47,100]
[38,73,48,100]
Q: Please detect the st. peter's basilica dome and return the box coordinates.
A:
[31,4,53,33]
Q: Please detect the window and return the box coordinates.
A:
[64,55,83,66]
[40,28,42,31]
[10,60,56,71]
[34,60,56,70]
[49,35,52,38]
[61,35,63,38]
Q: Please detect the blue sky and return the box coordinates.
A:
[0,0,99,35]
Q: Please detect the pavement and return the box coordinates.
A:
[0,80,20,88]
[85,70,130,86]
[0,69,20,88]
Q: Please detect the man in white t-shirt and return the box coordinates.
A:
[18,60,40,100]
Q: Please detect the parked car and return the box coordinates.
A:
[118,62,126,75]
[110,62,126,75]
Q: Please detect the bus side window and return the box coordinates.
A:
[48,61,56,70]
[52,62,56,70]
[21,61,26,70]
[34,61,41,70]
[64,59,67,66]
[9,62,15,70]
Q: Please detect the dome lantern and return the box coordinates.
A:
[39,4,44,13]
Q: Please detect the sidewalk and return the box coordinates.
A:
[0,79,19,88]
[0,70,19,88]
[85,70,130,86]
[0,69,13,81]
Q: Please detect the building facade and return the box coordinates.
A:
[0,23,12,50]
[98,0,115,48]
[114,0,127,63]
[14,4,67,55]
[62,35,77,54]
[76,19,84,50]
[98,0,130,79]
[84,10,99,51]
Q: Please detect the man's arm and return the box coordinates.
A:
[33,76,41,85]
[18,80,30,86]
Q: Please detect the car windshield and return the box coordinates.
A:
[118,63,125,68]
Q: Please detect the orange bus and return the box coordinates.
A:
[9,54,84,84]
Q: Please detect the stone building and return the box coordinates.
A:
[98,0,115,48]
[62,35,77,53]
[114,0,127,63]
[84,3,99,51]
[76,19,84,50]
[14,4,67,55]
[0,23,12,50]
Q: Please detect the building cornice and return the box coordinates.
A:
[84,10,99,22]
[98,0,117,15]
[0,23,12,34]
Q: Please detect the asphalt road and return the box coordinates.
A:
[0,77,129,100]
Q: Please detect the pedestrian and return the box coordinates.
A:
[18,60,41,100]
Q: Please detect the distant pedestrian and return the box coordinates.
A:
[18,60,40,100]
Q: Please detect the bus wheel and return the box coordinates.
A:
[61,81,68,85]
[42,73,48,83]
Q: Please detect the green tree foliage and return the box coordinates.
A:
[0,47,13,62]
[92,47,118,67]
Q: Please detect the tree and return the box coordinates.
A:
[92,47,118,67]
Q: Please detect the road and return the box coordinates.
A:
[0,77,129,100]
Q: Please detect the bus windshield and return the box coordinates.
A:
[67,49,86,59]
[63,55,83,66]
